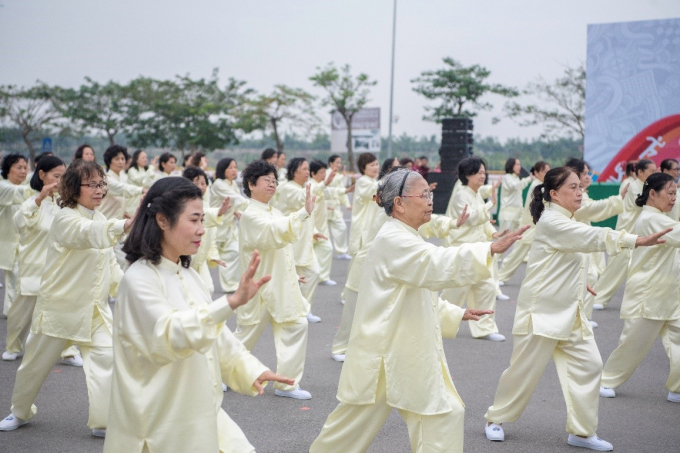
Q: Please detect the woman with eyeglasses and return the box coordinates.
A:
[311,169,524,453]
[98,145,144,221]
[484,167,668,451]
[232,160,316,400]
[441,157,508,342]
[0,160,135,437]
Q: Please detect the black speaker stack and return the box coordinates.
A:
[430,117,474,214]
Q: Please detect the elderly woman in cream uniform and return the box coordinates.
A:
[311,170,524,453]
[498,158,533,232]
[233,160,315,400]
[210,158,249,293]
[442,157,506,341]
[484,167,667,452]
[0,161,135,436]
[104,177,293,453]
[274,158,336,323]
[600,172,680,404]
[0,154,32,316]
[4,157,79,364]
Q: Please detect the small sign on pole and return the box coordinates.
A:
[42,137,52,152]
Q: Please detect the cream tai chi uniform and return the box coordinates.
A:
[498,179,540,282]
[326,175,351,255]
[441,185,499,338]
[498,173,532,232]
[591,178,643,308]
[125,164,156,217]
[104,258,269,453]
[190,202,223,295]
[9,204,125,429]
[331,176,385,356]
[234,199,311,392]
[485,204,637,437]
[210,178,248,293]
[312,219,493,453]
[310,179,343,282]
[275,180,327,306]
[6,196,78,359]
[0,179,33,316]
[601,206,680,394]
[574,191,624,319]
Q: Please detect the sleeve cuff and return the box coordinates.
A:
[209,296,235,323]
[621,232,637,249]
[112,219,126,236]
[296,207,310,220]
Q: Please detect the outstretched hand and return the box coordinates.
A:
[227,250,271,310]
[456,204,470,228]
[635,228,671,247]
[324,168,337,186]
[490,225,530,255]
[620,183,630,199]
[463,308,494,321]
[252,371,295,395]
[304,183,316,215]
[492,229,509,239]
[586,284,597,297]
[218,197,231,217]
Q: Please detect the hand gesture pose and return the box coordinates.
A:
[490,225,530,255]
[227,250,272,310]
[304,183,316,215]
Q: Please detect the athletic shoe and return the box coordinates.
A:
[589,320,599,328]
[2,351,19,361]
[92,428,106,438]
[593,304,604,310]
[497,293,510,301]
[222,383,228,392]
[61,354,84,367]
[482,333,506,342]
[485,423,504,441]
[341,299,345,305]
[331,354,345,362]
[599,387,615,398]
[567,434,613,451]
[498,280,505,287]
[668,391,680,403]
[336,254,352,260]
[320,280,337,286]
[0,413,28,431]
[275,388,312,400]
[306,313,321,323]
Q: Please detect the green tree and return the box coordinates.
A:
[310,63,376,171]
[0,83,62,162]
[250,85,320,152]
[411,57,518,122]
[504,64,585,141]
[52,78,135,146]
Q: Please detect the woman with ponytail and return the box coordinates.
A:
[484,167,669,451]
[600,172,680,404]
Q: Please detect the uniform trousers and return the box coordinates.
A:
[5,294,78,358]
[217,239,240,293]
[3,260,19,316]
[314,238,334,282]
[485,317,602,437]
[590,249,630,308]
[498,242,531,282]
[331,289,358,355]
[310,364,465,453]
[296,260,320,308]
[113,240,128,273]
[601,317,680,393]
[441,277,499,338]
[234,310,308,392]
[11,309,113,429]
[327,208,349,255]
[583,253,605,319]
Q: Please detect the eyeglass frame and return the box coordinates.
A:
[401,191,434,201]
[80,182,108,190]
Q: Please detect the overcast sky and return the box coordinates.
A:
[1,0,679,143]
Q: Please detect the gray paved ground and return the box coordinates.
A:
[0,250,678,452]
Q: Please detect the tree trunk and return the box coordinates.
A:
[271,118,283,152]
[107,130,115,146]
[346,119,355,172]
[21,131,36,164]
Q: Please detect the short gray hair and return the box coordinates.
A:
[376,169,422,216]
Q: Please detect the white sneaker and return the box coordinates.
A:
[275,388,312,400]
[0,282,3,288]
[668,391,680,403]
[320,280,337,286]
[0,413,28,431]
[567,434,613,451]
[222,383,228,392]
[483,333,506,342]
[589,320,598,328]
[497,293,510,301]
[61,354,84,367]
[92,428,106,438]
[306,313,321,323]
[336,254,352,260]
[599,386,616,398]
[593,304,604,310]
[498,280,505,287]
[341,299,345,305]
[485,423,504,441]
[2,351,19,361]
[331,354,345,362]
